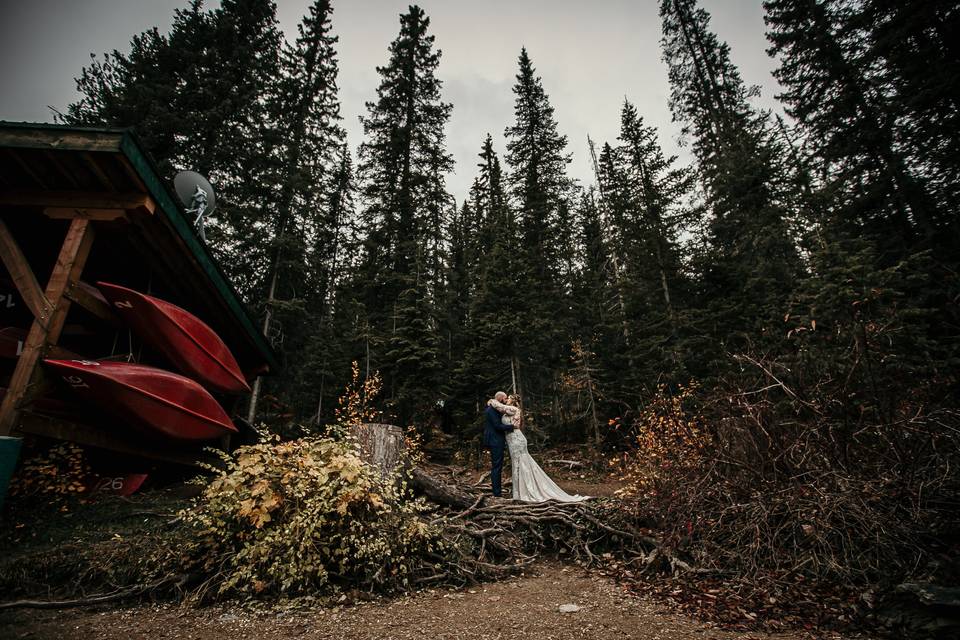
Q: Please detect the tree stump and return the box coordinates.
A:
[350,422,405,478]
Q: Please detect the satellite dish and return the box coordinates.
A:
[174,171,216,241]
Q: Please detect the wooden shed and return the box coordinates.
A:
[0,122,278,465]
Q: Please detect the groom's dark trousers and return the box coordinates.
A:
[483,405,514,497]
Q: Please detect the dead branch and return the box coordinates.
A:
[546,459,584,468]
[0,575,187,610]
[409,466,674,583]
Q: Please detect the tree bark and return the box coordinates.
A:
[350,422,405,478]
[410,467,477,510]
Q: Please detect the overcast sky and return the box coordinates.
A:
[0,0,784,203]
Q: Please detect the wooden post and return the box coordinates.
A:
[0,219,53,325]
[0,218,95,436]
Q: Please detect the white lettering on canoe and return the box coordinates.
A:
[63,375,89,388]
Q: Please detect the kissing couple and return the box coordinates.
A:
[482,391,589,502]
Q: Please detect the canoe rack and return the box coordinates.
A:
[0,122,278,467]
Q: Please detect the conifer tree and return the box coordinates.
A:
[763,0,959,402]
[660,0,800,353]
[601,101,695,386]
[865,0,960,228]
[252,0,348,421]
[571,189,610,341]
[439,137,527,428]
[617,101,689,329]
[442,200,472,378]
[355,5,453,425]
[468,135,509,286]
[324,143,358,308]
[566,189,625,413]
[65,0,284,299]
[296,154,359,427]
[503,48,577,416]
[763,0,941,256]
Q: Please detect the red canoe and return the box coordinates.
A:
[96,282,251,394]
[43,359,238,441]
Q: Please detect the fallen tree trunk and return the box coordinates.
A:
[412,467,477,510]
[348,429,676,586]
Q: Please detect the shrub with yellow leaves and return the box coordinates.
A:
[331,361,383,438]
[611,382,710,499]
[178,435,442,599]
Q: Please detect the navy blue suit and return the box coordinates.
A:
[483,405,513,497]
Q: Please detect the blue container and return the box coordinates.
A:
[0,436,23,511]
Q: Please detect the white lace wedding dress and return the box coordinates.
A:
[490,400,590,503]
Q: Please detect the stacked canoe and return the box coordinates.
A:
[38,283,248,442]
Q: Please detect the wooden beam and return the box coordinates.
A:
[81,152,117,191]
[64,280,120,326]
[16,412,218,468]
[42,150,82,189]
[4,149,49,189]
[117,156,147,192]
[0,336,81,361]
[46,344,82,360]
[0,190,156,214]
[0,128,123,153]
[43,207,127,221]
[0,218,94,436]
[0,218,53,326]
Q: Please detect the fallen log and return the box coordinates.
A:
[412,467,479,510]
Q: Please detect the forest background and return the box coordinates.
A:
[55,0,959,454]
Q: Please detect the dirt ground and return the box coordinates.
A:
[0,562,873,640]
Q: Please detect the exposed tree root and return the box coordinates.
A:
[409,465,678,587]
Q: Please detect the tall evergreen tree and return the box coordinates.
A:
[566,189,623,418]
[298,142,359,428]
[445,137,524,434]
[764,0,959,403]
[355,5,453,426]
[571,188,610,344]
[252,0,348,421]
[763,0,942,257]
[468,135,510,287]
[866,0,960,228]
[65,0,284,299]
[441,200,472,378]
[599,101,695,386]
[503,48,577,417]
[660,0,801,354]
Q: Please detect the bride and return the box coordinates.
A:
[488,395,590,503]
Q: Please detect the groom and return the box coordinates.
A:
[483,391,515,497]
